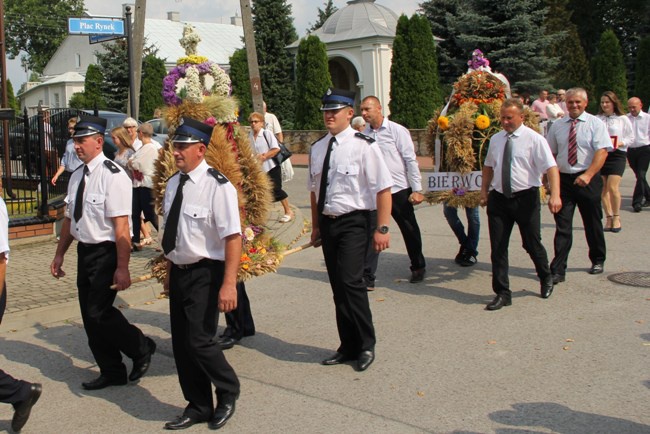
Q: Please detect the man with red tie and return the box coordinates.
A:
[546,88,612,283]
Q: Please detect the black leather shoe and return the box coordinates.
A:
[633,204,642,212]
[356,350,375,371]
[552,274,565,284]
[589,263,604,274]
[11,383,42,432]
[82,375,127,390]
[129,337,156,381]
[541,278,554,299]
[409,268,426,283]
[459,253,477,267]
[208,395,237,430]
[164,415,203,430]
[486,294,512,311]
[321,352,352,365]
[454,247,465,264]
[218,336,240,350]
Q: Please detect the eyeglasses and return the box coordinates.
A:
[250,120,261,124]
[125,125,136,129]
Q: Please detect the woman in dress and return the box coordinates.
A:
[111,126,135,177]
[248,111,294,222]
[596,91,634,232]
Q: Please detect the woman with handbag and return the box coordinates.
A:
[248,112,294,222]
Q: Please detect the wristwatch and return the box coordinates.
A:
[377,225,389,234]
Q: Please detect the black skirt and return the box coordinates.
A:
[601,149,627,176]
[267,164,288,202]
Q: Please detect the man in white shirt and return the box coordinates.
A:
[263,101,283,143]
[480,99,561,310]
[626,97,650,211]
[360,96,426,284]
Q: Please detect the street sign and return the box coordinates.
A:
[68,17,125,36]
[89,34,123,44]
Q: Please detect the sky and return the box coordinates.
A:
[7,0,422,90]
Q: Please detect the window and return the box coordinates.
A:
[75,53,81,68]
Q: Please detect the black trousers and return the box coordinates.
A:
[551,173,606,276]
[77,242,150,380]
[169,260,240,420]
[223,282,255,339]
[132,187,159,244]
[320,211,376,356]
[364,188,426,282]
[0,286,31,406]
[627,145,650,207]
[487,188,551,296]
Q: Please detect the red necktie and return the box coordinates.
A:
[568,119,578,166]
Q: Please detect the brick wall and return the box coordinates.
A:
[9,222,53,240]
[283,129,430,155]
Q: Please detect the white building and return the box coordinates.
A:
[19,11,243,114]
[288,0,399,115]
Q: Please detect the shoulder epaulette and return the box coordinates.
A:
[311,133,328,146]
[208,168,229,184]
[103,160,120,173]
[355,132,375,144]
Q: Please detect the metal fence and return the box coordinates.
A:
[1,106,83,220]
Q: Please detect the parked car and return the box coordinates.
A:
[81,110,133,159]
[146,118,169,146]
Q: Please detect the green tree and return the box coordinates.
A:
[545,0,592,92]
[592,29,628,102]
[229,48,253,122]
[294,35,332,129]
[389,14,442,128]
[139,54,166,121]
[308,0,338,33]
[6,80,20,114]
[4,0,84,73]
[634,36,650,106]
[96,40,129,112]
[252,0,298,127]
[83,64,107,110]
[68,92,86,109]
[447,0,556,94]
[421,0,465,85]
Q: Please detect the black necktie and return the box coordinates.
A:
[317,137,336,214]
[162,174,190,254]
[73,165,89,221]
[502,135,513,198]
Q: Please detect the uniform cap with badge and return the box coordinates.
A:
[320,88,356,111]
[171,117,214,145]
[73,115,107,138]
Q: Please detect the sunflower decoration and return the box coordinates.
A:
[426,50,540,207]
[149,23,284,283]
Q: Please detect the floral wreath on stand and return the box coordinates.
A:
[426,49,541,208]
[148,24,287,284]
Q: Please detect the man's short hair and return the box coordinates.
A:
[351,116,366,129]
[566,87,588,101]
[501,98,524,112]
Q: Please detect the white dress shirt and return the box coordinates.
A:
[163,160,241,265]
[364,117,422,193]
[264,112,282,137]
[485,125,557,194]
[308,126,393,216]
[65,153,133,244]
[626,111,650,148]
[547,112,612,173]
[596,114,634,152]
[0,198,9,261]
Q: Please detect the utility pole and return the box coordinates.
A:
[124,6,136,118]
[132,0,146,120]
[239,0,263,113]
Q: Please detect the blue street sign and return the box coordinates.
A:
[68,17,125,36]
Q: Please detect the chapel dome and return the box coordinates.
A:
[318,0,399,40]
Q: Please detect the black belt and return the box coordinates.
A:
[495,187,538,198]
[560,170,586,178]
[78,240,114,248]
[173,258,221,270]
[322,210,370,220]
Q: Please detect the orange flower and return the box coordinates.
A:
[437,116,450,131]
[475,115,490,130]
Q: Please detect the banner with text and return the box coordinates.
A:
[423,171,482,192]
